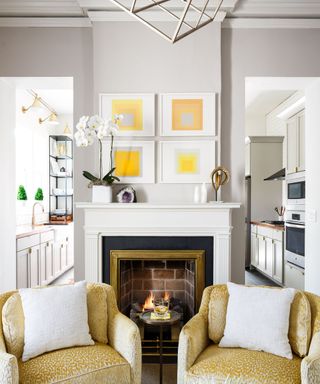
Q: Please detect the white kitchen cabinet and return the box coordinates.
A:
[286,110,305,175]
[17,248,29,289]
[285,262,305,290]
[257,235,266,273]
[53,224,73,278]
[273,240,283,284]
[265,237,273,277]
[17,245,40,288]
[298,113,305,172]
[29,245,40,288]
[251,232,258,267]
[251,225,284,285]
[40,240,54,286]
[16,226,73,288]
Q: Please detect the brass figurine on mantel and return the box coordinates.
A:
[211,166,230,201]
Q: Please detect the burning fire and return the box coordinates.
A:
[163,291,170,301]
[142,291,155,311]
[142,291,171,311]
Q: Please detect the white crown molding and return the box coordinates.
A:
[222,18,320,29]
[0,17,91,27]
[79,0,238,12]
[0,1,83,16]
[88,10,226,22]
[231,1,320,18]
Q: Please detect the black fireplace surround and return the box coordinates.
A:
[102,236,214,287]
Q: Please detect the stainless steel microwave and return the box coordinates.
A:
[286,172,305,205]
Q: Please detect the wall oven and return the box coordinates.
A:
[285,209,305,269]
[286,172,305,205]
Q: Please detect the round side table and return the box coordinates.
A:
[140,310,181,384]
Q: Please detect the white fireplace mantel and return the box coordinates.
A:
[76,202,241,284]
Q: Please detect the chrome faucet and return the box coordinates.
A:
[32,202,44,226]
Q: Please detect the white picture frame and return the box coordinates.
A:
[160,93,216,136]
[103,140,155,184]
[100,93,155,137]
[159,141,216,183]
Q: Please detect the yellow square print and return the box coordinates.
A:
[112,99,143,131]
[177,152,199,174]
[172,99,203,131]
[114,149,141,177]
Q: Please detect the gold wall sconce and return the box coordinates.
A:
[22,90,59,126]
[39,112,59,125]
[21,94,42,113]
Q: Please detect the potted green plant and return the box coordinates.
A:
[35,188,44,201]
[74,114,122,203]
[17,185,27,201]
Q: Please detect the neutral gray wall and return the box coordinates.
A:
[0,27,94,282]
[0,79,16,292]
[221,28,320,283]
[92,21,221,201]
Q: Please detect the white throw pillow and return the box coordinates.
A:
[219,282,296,359]
[19,281,94,362]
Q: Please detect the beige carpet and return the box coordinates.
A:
[142,364,177,384]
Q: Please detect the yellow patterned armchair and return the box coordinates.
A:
[0,283,141,384]
[178,284,320,384]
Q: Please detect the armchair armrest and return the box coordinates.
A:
[108,312,141,384]
[0,352,18,384]
[178,313,209,384]
[301,332,320,384]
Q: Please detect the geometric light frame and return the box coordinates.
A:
[108,0,224,43]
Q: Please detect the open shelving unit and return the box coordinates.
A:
[49,135,73,224]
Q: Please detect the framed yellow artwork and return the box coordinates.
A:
[159,141,215,183]
[100,94,155,136]
[103,141,155,183]
[160,93,216,136]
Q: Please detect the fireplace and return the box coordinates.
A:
[110,250,205,321]
[76,202,240,362]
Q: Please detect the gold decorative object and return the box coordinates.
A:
[211,166,230,201]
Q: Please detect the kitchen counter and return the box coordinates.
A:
[16,225,53,239]
[251,220,285,232]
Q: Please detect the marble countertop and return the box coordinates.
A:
[16,225,53,239]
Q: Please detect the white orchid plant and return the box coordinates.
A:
[74,114,123,186]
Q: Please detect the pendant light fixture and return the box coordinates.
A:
[108,0,224,43]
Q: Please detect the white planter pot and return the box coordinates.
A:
[92,185,112,203]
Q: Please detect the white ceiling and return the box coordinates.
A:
[246,90,294,116]
[245,76,319,117]
[0,0,319,19]
[245,77,318,108]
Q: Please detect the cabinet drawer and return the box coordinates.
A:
[285,263,305,290]
[273,230,284,242]
[17,234,40,252]
[40,230,54,244]
[257,226,273,239]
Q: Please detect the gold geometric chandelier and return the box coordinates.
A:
[108,0,224,43]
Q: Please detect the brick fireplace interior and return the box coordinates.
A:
[119,254,199,321]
